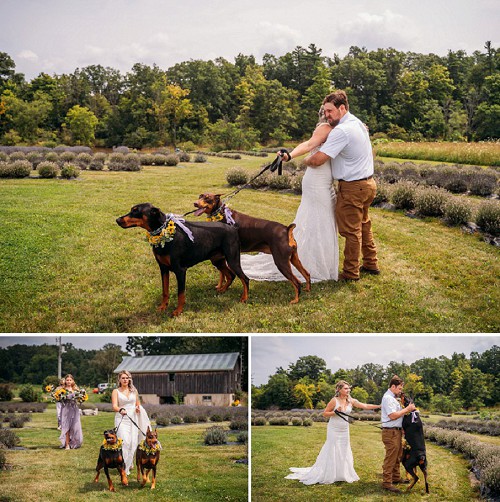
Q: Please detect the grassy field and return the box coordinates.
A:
[0,155,498,332]
[0,406,247,502]
[251,422,480,502]
[373,141,500,166]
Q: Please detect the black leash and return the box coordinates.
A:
[115,411,147,437]
[182,155,283,217]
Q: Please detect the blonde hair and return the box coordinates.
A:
[334,380,351,403]
[316,105,328,126]
[63,374,78,391]
[116,370,137,393]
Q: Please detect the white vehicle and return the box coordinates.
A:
[97,383,109,393]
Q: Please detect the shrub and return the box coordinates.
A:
[177,151,191,162]
[443,198,473,226]
[248,170,269,189]
[210,414,223,422]
[194,154,207,163]
[0,449,5,469]
[18,385,42,403]
[0,152,8,162]
[391,181,419,210]
[414,187,449,217]
[9,416,26,428]
[37,161,59,178]
[290,172,303,194]
[0,160,32,178]
[444,173,468,194]
[141,154,155,166]
[303,418,313,427]
[291,417,303,426]
[268,173,292,190]
[44,152,60,163]
[152,154,167,166]
[253,417,267,426]
[107,153,125,170]
[0,428,20,448]
[93,152,107,163]
[372,181,391,205]
[26,151,43,168]
[482,461,500,497]
[476,201,500,236]
[468,172,497,196]
[59,151,76,163]
[269,416,289,426]
[226,167,248,186]
[0,384,14,401]
[183,414,198,424]
[236,431,248,444]
[229,419,248,431]
[203,425,227,445]
[197,414,209,423]
[155,415,170,426]
[9,151,27,161]
[113,146,130,154]
[60,164,80,179]
[169,415,182,424]
[89,159,104,171]
[165,154,179,166]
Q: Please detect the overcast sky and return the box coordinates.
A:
[251,335,499,386]
[2,0,498,81]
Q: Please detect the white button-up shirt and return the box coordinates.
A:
[381,389,403,428]
[319,111,374,181]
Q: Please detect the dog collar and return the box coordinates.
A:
[206,205,236,225]
[146,214,194,247]
[101,438,123,450]
[138,440,162,455]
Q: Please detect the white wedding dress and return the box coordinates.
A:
[240,151,338,282]
[114,390,151,474]
[286,402,359,484]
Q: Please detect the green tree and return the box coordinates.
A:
[293,379,316,409]
[63,104,98,145]
[351,386,369,403]
[91,344,128,384]
[288,355,327,382]
[451,361,493,409]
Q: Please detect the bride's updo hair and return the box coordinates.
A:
[116,370,137,393]
[317,105,328,126]
[334,380,351,402]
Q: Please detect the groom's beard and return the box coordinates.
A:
[327,118,340,127]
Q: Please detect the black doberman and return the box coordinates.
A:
[116,203,249,316]
[136,426,161,489]
[94,429,128,492]
[401,395,429,493]
[193,193,311,304]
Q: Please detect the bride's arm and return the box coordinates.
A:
[285,123,332,161]
[322,397,338,418]
[351,398,381,411]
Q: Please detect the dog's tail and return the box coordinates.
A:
[287,224,297,249]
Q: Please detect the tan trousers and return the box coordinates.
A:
[336,178,378,279]
[382,428,403,486]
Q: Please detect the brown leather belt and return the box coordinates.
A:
[338,175,373,182]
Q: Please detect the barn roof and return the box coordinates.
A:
[114,352,239,373]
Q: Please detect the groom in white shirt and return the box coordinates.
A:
[381,375,416,493]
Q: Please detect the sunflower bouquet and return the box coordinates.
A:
[51,387,69,402]
[51,387,88,404]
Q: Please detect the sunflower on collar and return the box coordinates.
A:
[206,211,224,222]
[146,220,176,248]
[138,439,162,455]
[102,438,123,450]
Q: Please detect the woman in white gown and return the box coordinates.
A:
[286,380,381,485]
[111,370,151,475]
[240,108,338,282]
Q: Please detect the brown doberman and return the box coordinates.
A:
[136,426,161,489]
[116,203,249,316]
[194,193,311,303]
[94,429,128,492]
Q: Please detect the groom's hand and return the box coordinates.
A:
[406,403,416,412]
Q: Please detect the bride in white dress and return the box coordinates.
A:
[240,108,338,282]
[286,380,381,485]
[112,370,152,475]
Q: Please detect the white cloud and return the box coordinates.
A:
[17,50,38,61]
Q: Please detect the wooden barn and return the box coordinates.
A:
[113,352,241,406]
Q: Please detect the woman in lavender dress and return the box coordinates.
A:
[56,378,64,430]
[58,374,83,450]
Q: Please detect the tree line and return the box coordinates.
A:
[252,345,499,413]
[0,42,498,149]
[0,336,247,391]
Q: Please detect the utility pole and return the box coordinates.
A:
[57,337,66,379]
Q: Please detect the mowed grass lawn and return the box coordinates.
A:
[251,423,480,502]
[0,155,498,332]
[0,406,247,502]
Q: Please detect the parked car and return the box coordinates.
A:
[97,383,109,393]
